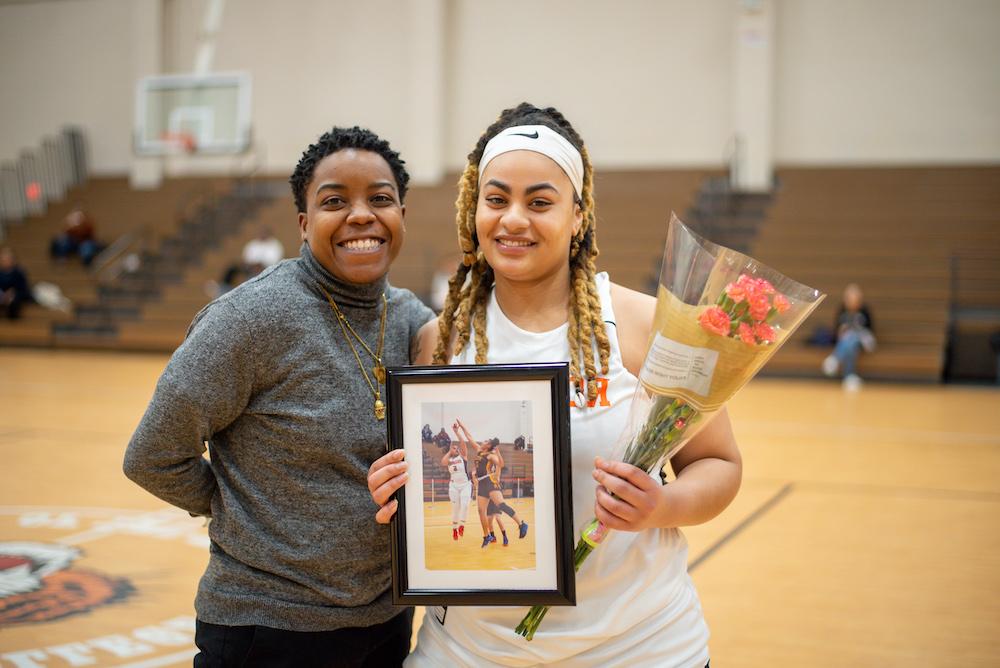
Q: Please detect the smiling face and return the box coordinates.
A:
[298,149,405,284]
[475,150,582,287]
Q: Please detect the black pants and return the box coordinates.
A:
[194,608,414,668]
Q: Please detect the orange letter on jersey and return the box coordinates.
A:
[569,377,611,408]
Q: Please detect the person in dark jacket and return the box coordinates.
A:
[822,283,876,390]
[0,247,33,319]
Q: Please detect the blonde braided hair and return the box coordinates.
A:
[433,104,610,402]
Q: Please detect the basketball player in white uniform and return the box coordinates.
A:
[440,423,472,541]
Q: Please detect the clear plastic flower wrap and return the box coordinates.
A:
[516,214,826,640]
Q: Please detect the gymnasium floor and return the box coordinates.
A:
[422,498,536,571]
[1,348,998,666]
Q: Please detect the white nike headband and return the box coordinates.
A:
[477,125,584,199]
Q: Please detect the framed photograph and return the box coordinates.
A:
[385,363,574,607]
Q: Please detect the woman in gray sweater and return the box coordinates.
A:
[124,127,434,666]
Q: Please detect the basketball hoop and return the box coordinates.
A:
[159,131,198,154]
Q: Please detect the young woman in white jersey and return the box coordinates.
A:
[368,103,740,667]
[440,423,472,541]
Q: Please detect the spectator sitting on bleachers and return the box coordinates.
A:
[0,247,34,320]
[50,205,102,266]
[514,435,526,451]
[242,226,285,277]
[422,424,434,442]
[434,427,451,451]
[822,283,876,391]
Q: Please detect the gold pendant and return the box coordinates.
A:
[374,364,386,384]
[374,398,386,420]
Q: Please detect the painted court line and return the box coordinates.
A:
[688,483,794,572]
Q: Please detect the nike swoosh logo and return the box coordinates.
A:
[511,131,539,139]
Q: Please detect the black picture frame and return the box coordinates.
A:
[385,362,575,607]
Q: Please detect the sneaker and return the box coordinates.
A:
[481,536,492,549]
[822,354,839,377]
[502,532,509,547]
[453,528,459,541]
[843,374,862,392]
[519,521,529,539]
[458,525,464,537]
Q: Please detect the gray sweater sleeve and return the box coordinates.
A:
[123,300,255,516]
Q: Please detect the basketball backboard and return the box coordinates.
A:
[134,73,251,155]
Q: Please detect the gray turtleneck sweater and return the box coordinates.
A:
[123,244,434,631]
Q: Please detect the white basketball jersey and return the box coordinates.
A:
[407,273,710,667]
[448,454,470,485]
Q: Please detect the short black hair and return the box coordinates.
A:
[289,126,409,213]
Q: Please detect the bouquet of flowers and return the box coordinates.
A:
[516,214,825,640]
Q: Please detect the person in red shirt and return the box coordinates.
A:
[50,205,101,265]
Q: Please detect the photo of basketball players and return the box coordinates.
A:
[420,401,535,571]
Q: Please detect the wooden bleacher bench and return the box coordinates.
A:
[764,341,943,381]
[0,177,235,348]
[0,305,72,346]
[749,165,1000,381]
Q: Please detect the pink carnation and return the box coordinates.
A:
[725,281,748,303]
[754,278,776,295]
[749,292,771,321]
[738,321,756,345]
[772,293,790,313]
[699,306,731,337]
[753,321,775,344]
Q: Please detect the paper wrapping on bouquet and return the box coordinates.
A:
[638,286,796,412]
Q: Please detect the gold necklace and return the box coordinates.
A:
[321,287,388,420]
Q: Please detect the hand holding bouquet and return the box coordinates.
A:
[516,214,824,640]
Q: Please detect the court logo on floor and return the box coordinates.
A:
[0,506,205,665]
[0,541,134,625]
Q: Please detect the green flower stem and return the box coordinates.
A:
[516,539,597,639]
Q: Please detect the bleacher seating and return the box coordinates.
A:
[1,177,230,346]
[3,166,996,384]
[755,166,1000,381]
